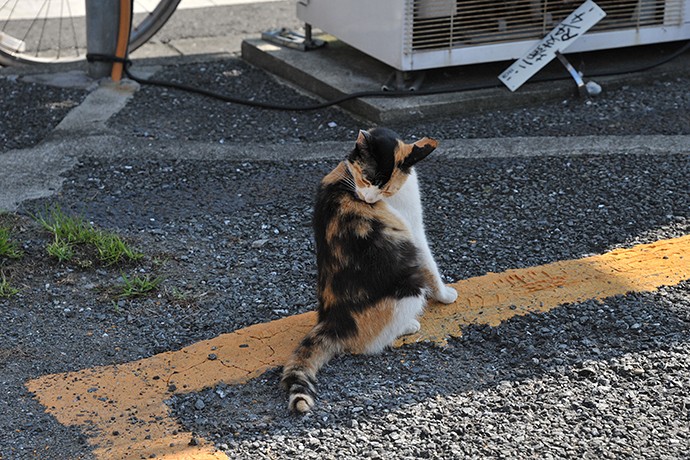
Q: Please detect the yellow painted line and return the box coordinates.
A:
[397,234,690,346]
[26,235,690,459]
[27,313,315,459]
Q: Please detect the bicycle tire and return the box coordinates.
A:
[0,0,181,66]
[129,0,181,52]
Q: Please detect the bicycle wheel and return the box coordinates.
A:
[0,0,181,66]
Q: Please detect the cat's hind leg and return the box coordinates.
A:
[359,295,426,354]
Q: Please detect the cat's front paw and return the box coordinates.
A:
[400,319,421,336]
[434,285,458,304]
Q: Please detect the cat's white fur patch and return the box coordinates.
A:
[365,294,427,354]
[384,169,457,304]
[289,393,314,413]
[358,185,382,204]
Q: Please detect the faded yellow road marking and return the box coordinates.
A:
[27,312,315,459]
[26,235,690,459]
[399,234,690,346]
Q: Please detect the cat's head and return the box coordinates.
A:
[345,127,437,203]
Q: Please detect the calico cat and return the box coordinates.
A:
[281,127,457,413]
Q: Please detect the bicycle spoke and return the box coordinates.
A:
[19,0,49,56]
[1,0,19,32]
[57,0,63,59]
[65,0,80,57]
[1,0,180,64]
[134,0,153,14]
[36,0,51,58]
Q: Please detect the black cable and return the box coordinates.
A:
[123,39,690,112]
[87,53,131,64]
[123,64,502,111]
[587,40,690,78]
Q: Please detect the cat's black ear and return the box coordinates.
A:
[401,137,438,169]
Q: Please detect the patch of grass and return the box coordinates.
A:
[36,206,142,266]
[0,272,19,298]
[46,237,75,262]
[36,206,95,244]
[0,227,23,260]
[117,273,162,299]
[95,233,143,266]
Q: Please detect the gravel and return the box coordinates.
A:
[173,282,690,460]
[109,57,690,144]
[0,76,88,152]
[2,149,688,459]
[0,18,689,459]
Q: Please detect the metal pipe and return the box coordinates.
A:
[111,0,132,81]
[85,0,120,79]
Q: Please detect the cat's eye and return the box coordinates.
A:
[371,174,387,187]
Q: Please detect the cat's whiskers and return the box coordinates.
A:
[333,169,357,192]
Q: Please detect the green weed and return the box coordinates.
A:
[117,273,162,299]
[95,233,143,266]
[0,272,18,298]
[36,206,142,265]
[36,206,95,244]
[0,227,23,260]
[46,237,75,262]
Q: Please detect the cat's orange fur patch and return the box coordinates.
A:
[347,160,371,189]
[381,169,406,197]
[322,161,348,186]
[393,137,438,165]
[354,220,373,238]
[319,283,338,311]
[393,139,410,165]
[346,298,395,354]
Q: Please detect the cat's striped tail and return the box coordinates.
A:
[281,325,340,413]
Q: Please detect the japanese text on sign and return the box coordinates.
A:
[498,0,606,92]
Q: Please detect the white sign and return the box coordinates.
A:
[498,0,606,92]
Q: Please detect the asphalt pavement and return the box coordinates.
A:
[1,1,689,459]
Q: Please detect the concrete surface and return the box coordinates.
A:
[242,34,690,123]
[3,123,688,212]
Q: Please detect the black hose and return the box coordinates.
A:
[123,40,690,112]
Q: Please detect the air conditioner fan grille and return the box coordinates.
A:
[411,0,684,51]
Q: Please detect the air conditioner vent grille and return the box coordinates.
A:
[411,0,684,51]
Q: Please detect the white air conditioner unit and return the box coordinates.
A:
[296,0,690,71]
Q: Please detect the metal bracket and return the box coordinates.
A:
[261,26,325,51]
[555,51,601,97]
[382,70,426,92]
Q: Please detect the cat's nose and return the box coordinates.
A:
[357,189,379,203]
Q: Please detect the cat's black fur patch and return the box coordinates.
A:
[348,127,401,186]
[402,143,436,172]
[281,374,317,397]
